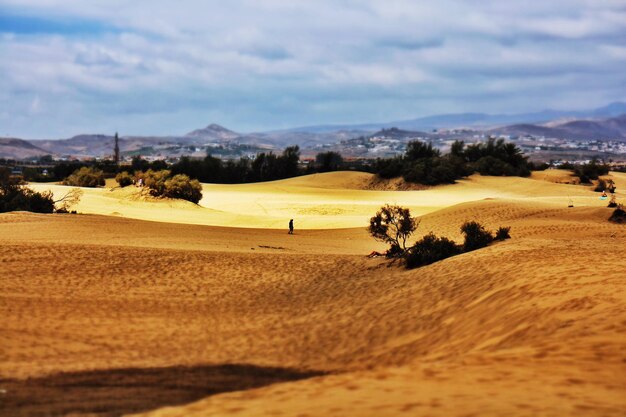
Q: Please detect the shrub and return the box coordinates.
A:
[374,138,530,185]
[606,179,616,193]
[594,179,607,192]
[608,205,626,224]
[115,171,134,187]
[163,174,203,204]
[0,187,55,213]
[142,169,170,196]
[0,168,55,213]
[608,194,617,208]
[405,140,440,160]
[494,226,511,241]
[141,169,203,203]
[315,151,344,172]
[63,167,105,187]
[403,157,458,185]
[374,157,404,179]
[528,161,550,171]
[406,233,461,269]
[53,188,83,213]
[461,221,493,251]
[368,204,419,256]
[573,159,609,182]
[472,156,516,176]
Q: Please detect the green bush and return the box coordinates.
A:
[368,204,420,256]
[142,169,170,196]
[62,167,105,187]
[461,221,493,252]
[0,167,55,213]
[140,169,203,203]
[573,159,609,183]
[0,187,55,213]
[375,156,404,179]
[406,233,461,269]
[367,205,513,269]
[315,151,344,172]
[163,174,203,204]
[115,171,134,187]
[374,138,530,185]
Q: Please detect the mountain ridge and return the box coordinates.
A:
[2,103,625,159]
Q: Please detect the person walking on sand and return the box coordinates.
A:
[288,219,294,234]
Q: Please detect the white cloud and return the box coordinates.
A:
[0,0,625,137]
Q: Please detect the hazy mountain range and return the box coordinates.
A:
[1,102,625,160]
[276,101,626,133]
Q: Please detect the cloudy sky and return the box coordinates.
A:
[1,0,625,138]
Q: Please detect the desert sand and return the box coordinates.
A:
[27,170,620,229]
[1,170,625,416]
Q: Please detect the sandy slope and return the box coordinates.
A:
[2,171,626,416]
[28,170,625,229]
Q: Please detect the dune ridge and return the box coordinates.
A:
[27,170,626,229]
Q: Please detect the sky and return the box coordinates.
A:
[1,0,625,138]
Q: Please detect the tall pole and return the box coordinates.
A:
[114,132,120,165]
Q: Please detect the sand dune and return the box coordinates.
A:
[2,171,625,416]
[28,170,625,229]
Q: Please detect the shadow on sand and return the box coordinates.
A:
[0,364,325,417]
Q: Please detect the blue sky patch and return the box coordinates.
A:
[0,11,119,36]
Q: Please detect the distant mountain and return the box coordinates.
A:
[283,101,626,133]
[244,129,373,148]
[0,138,50,159]
[489,114,626,140]
[32,134,117,158]
[369,127,431,139]
[185,124,240,142]
[4,102,625,160]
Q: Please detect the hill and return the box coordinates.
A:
[489,113,626,140]
[185,123,240,142]
[0,137,50,159]
[32,134,117,158]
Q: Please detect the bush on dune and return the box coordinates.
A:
[115,171,134,187]
[608,206,626,224]
[0,186,55,213]
[0,167,75,214]
[368,204,511,269]
[572,159,610,184]
[405,233,461,269]
[137,169,203,203]
[494,226,511,241]
[163,174,203,204]
[461,221,494,251]
[141,169,170,196]
[372,137,531,186]
[368,204,419,257]
[63,167,105,188]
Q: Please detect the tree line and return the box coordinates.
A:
[374,137,534,185]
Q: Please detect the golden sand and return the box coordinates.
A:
[27,170,624,229]
[1,170,625,416]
